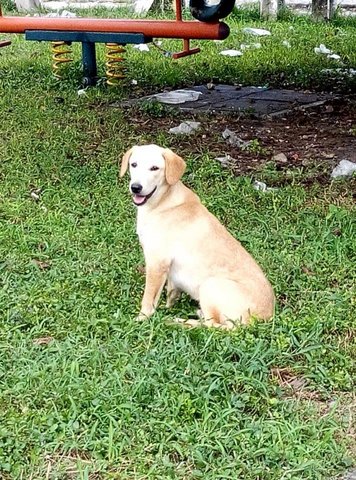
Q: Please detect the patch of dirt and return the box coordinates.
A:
[124,96,356,188]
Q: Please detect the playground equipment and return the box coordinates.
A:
[0,0,234,85]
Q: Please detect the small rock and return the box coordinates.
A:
[222,128,248,148]
[321,152,335,159]
[331,159,356,178]
[325,105,334,113]
[169,121,201,135]
[206,82,215,90]
[273,153,288,163]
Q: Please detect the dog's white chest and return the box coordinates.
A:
[137,217,200,300]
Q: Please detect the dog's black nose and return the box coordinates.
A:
[131,183,143,194]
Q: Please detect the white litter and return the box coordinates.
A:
[253,180,274,192]
[45,10,77,17]
[314,44,332,54]
[243,27,271,36]
[215,155,233,167]
[152,90,202,105]
[282,40,291,48]
[169,121,201,135]
[133,44,150,52]
[77,88,87,96]
[222,128,249,148]
[331,159,356,178]
[220,49,243,57]
[240,43,261,50]
[327,53,341,60]
[322,68,356,77]
[134,0,154,14]
[30,188,42,201]
[131,79,138,85]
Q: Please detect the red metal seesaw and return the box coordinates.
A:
[0,0,235,83]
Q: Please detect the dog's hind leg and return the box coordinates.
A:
[199,277,254,328]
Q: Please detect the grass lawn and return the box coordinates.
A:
[0,5,355,479]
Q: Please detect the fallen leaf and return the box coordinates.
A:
[33,336,54,345]
[301,266,315,275]
[32,259,51,270]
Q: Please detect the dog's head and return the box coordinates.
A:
[120,145,186,207]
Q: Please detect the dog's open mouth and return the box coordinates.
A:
[133,186,157,206]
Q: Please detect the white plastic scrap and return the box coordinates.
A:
[282,40,291,48]
[314,44,332,54]
[240,43,261,50]
[131,79,138,85]
[215,155,233,167]
[331,160,356,179]
[169,121,201,135]
[152,90,202,105]
[327,53,341,60]
[222,128,250,148]
[133,44,150,52]
[77,88,87,96]
[253,180,273,192]
[220,49,243,57]
[45,10,77,17]
[322,68,356,77]
[243,27,271,36]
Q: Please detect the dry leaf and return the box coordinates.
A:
[33,336,54,346]
[32,259,51,270]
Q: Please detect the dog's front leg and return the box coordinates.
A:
[136,263,168,321]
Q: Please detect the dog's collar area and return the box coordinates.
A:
[133,186,157,206]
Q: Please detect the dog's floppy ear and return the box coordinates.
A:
[163,149,186,185]
[120,147,134,177]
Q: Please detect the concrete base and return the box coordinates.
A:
[122,85,334,118]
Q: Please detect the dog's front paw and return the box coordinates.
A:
[135,312,151,321]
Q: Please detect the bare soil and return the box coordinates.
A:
[125,96,356,190]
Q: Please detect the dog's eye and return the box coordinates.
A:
[150,166,159,171]
[131,163,137,168]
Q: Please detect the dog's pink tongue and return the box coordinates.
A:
[134,195,146,205]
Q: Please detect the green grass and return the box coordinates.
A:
[0,5,356,91]
[0,7,355,479]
